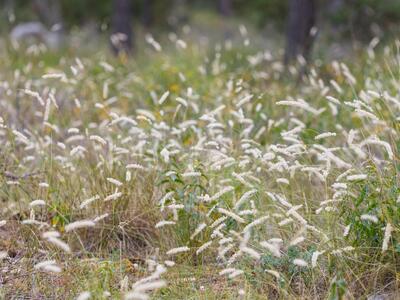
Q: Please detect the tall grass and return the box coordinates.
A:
[0,34,399,299]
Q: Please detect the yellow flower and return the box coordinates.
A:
[170,84,180,93]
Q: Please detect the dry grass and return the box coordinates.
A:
[0,32,399,299]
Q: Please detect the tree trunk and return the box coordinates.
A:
[142,0,154,28]
[284,0,316,65]
[218,0,233,17]
[111,0,133,55]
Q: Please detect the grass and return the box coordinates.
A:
[0,29,399,299]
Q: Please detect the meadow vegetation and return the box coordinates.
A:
[0,31,399,299]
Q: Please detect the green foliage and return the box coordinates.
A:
[328,276,347,300]
[232,0,288,28]
[60,0,111,27]
[326,0,400,39]
[4,0,400,35]
[340,164,399,251]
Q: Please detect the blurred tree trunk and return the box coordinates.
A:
[111,0,133,55]
[218,0,233,17]
[142,0,154,28]
[284,0,316,65]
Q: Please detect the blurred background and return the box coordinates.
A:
[1,0,400,62]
